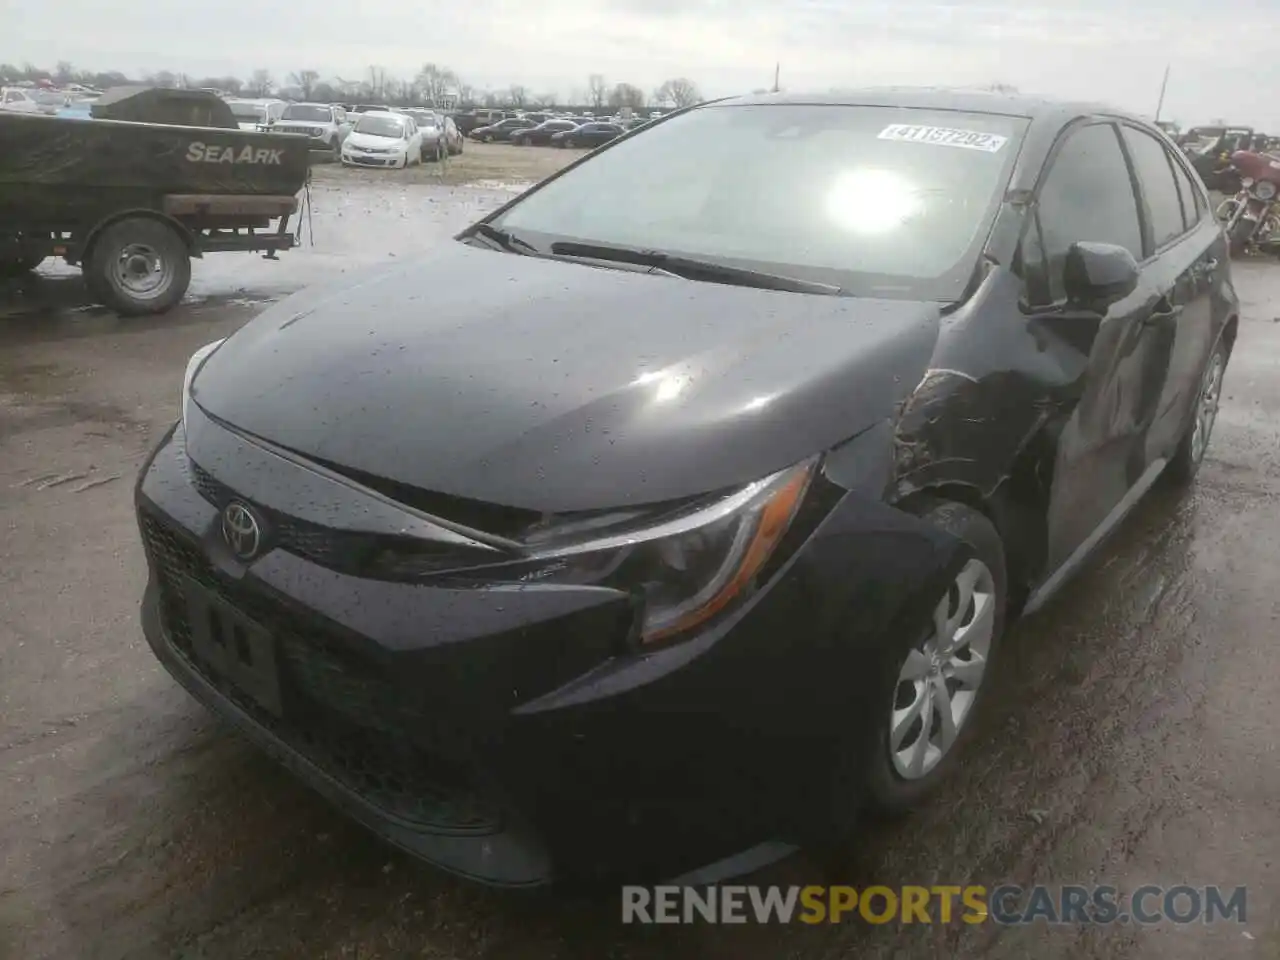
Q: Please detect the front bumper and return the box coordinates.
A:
[135,417,957,884]
[342,152,405,168]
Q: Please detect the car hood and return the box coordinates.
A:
[346,131,404,149]
[192,244,941,514]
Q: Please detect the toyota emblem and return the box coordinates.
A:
[221,501,263,560]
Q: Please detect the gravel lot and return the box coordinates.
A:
[1,161,1277,959]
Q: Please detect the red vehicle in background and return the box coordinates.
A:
[1219,149,1280,254]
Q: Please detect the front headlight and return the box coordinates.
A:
[1255,180,1277,201]
[181,339,225,429]
[378,458,816,645]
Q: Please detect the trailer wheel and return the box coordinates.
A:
[87,218,191,316]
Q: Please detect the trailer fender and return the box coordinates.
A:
[78,210,200,266]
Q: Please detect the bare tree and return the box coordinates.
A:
[608,82,645,109]
[456,82,475,105]
[654,78,701,108]
[416,63,458,106]
[290,70,320,99]
[508,84,529,107]
[54,60,74,84]
[588,74,608,108]
[247,69,274,96]
[148,70,178,88]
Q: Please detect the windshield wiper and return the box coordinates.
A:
[548,240,843,296]
[465,223,542,256]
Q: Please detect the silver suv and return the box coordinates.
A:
[269,102,352,153]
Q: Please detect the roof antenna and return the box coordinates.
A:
[772,63,780,93]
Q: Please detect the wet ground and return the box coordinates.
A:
[0,170,1278,959]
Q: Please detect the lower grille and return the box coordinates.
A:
[141,511,501,834]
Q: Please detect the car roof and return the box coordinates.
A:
[357,110,406,119]
[286,101,331,108]
[715,87,1147,127]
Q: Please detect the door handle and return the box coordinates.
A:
[1143,296,1182,326]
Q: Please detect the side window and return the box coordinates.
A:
[1121,126,1186,250]
[1170,153,1206,228]
[1034,123,1143,302]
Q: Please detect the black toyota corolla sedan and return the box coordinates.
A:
[136,90,1238,886]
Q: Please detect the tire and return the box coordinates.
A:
[565,138,576,149]
[85,217,190,316]
[483,134,492,143]
[1228,216,1254,256]
[859,500,1008,817]
[1164,338,1228,486]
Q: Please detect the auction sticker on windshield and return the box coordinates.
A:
[878,124,1009,153]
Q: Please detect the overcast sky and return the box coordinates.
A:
[8,0,1280,128]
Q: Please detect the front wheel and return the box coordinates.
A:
[860,501,1008,817]
[1228,215,1255,255]
[85,217,191,316]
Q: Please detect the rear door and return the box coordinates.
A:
[1019,121,1178,573]
[1119,123,1222,463]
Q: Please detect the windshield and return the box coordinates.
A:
[282,104,330,122]
[409,112,438,127]
[354,115,407,138]
[493,104,1027,300]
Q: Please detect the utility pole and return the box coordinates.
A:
[772,63,780,93]
[1154,63,1170,122]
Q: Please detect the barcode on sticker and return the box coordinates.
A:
[878,124,1008,153]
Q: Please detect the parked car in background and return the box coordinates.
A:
[340,110,423,168]
[550,121,624,148]
[450,111,485,136]
[403,110,464,159]
[469,116,536,142]
[271,102,352,153]
[140,89,1237,887]
[510,118,580,146]
[351,104,394,115]
[225,98,286,131]
[1,87,60,115]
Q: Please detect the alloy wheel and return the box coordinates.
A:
[889,558,996,780]
[1190,350,1225,464]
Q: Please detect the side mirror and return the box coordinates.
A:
[1063,241,1140,312]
